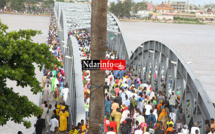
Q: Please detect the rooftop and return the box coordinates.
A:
[146,3,156,11]
[155,4,175,10]
[171,1,186,4]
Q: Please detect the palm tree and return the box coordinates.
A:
[89,0,108,133]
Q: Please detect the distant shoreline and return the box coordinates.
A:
[119,19,215,25]
[0,12,50,17]
[1,13,214,25]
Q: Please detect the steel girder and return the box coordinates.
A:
[130,41,215,133]
[54,2,215,133]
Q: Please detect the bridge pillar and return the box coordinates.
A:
[153,50,161,91]
[184,87,193,126]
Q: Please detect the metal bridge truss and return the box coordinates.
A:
[54,2,215,133]
[129,41,215,133]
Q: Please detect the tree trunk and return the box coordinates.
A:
[89,0,107,133]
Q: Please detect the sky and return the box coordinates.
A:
[108,0,215,6]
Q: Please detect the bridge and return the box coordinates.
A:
[54,2,215,133]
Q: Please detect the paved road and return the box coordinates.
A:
[120,21,215,102]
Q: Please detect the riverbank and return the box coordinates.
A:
[119,19,215,25]
[0,12,50,17]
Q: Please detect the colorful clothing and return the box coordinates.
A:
[70,129,79,134]
[111,103,119,113]
[51,77,56,92]
[111,112,122,134]
[105,100,112,115]
[59,111,69,131]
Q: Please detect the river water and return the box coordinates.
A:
[0,14,49,134]
[120,21,215,103]
[0,14,215,133]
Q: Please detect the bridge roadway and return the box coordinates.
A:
[120,22,215,103]
[54,2,215,133]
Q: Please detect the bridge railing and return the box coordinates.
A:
[107,13,131,64]
[54,2,215,133]
[55,3,86,127]
[62,35,86,127]
[130,40,215,133]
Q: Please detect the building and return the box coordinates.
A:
[146,3,156,11]
[196,11,215,21]
[136,10,150,18]
[154,4,176,20]
[155,3,176,14]
[170,1,186,13]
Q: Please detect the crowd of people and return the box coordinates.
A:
[32,11,215,134]
[70,28,195,134]
[70,24,215,134]
[34,13,73,134]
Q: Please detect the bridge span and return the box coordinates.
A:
[54,2,215,133]
[120,22,215,103]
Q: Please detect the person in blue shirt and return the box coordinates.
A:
[53,50,57,56]
[128,78,132,87]
[119,70,124,79]
[147,109,156,126]
[114,70,120,79]
[43,68,46,76]
[137,93,144,102]
[105,97,112,116]
[134,80,140,89]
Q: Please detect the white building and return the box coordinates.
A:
[196,11,215,21]
[136,10,150,18]
[170,1,186,13]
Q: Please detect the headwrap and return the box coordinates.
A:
[57,105,61,109]
[61,105,66,110]
[158,109,167,121]
[166,126,174,132]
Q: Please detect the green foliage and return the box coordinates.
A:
[109,2,119,16]
[56,0,74,2]
[25,0,38,10]
[32,6,36,11]
[174,17,199,22]
[25,0,37,5]
[43,0,54,7]
[0,20,62,128]
[10,0,25,11]
[109,1,148,17]
[122,0,133,16]
[133,2,147,14]
[0,0,9,9]
[10,0,39,11]
[109,0,133,17]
